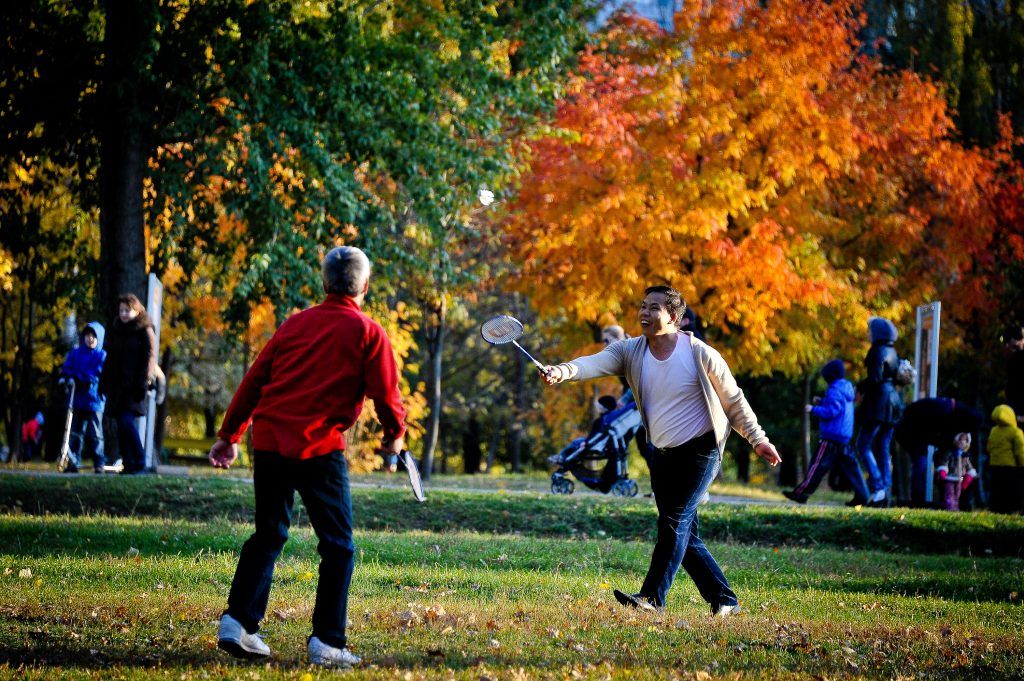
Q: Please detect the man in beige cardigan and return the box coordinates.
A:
[543,286,781,615]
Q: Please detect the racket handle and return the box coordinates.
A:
[511,340,547,372]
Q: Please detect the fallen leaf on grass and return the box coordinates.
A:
[424,605,446,622]
[489,638,501,649]
[18,569,32,579]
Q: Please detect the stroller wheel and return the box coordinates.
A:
[626,479,639,497]
[551,476,574,495]
[611,479,631,497]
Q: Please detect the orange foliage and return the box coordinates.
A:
[506,0,1016,375]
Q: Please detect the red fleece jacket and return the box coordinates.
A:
[217,294,407,458]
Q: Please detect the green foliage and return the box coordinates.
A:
[865,0,1024,146]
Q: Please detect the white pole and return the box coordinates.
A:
[143,273,163,471]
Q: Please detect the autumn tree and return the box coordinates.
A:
[508,0,1010,370]
[505,0,1023,471]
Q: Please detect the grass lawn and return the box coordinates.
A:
[1,473,1022,679]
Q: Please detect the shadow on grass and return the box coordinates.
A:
[2,515,1021,606]
[2,474,1024,557]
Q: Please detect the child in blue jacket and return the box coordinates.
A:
[59,322,106,473]
[784,359,871,505]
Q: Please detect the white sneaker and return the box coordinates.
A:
[217,613,272,659]
[307,635,361,668]
[712,603,741,618]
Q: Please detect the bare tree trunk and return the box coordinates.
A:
[462,414,482,474]
[509,348,525,473]
[420,297,446,481]
[485,416,502,473]
[98,0,154,314]
[802,371,812,480]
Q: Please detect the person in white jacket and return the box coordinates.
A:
[543,286,781,615]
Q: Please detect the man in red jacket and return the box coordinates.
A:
[208,246,406,669]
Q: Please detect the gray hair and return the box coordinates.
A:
[322,246,371,296]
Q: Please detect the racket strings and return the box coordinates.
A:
[480,315,524,344]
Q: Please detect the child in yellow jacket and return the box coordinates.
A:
[988,404,1024,514]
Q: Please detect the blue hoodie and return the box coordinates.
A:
[60,321,106,412]
[811,359,855,444]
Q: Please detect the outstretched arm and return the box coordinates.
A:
[542,344,626,385]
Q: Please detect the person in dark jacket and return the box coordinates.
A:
[60,322,106,473]
[99,293,157,475]
[894,397,983,506]
[784,359,870,504]
[856,317,903,505]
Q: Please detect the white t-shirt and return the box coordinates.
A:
[641,334,713,449]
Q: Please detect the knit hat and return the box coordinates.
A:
[868,317,898,343]
[821,359,845,383]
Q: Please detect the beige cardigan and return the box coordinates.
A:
[556,332,769,456]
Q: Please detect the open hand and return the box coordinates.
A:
[755,442,782,467]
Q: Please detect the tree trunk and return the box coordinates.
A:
[485,416,502,473]
[802,371,812,479]
[98,0,155,315]
[462,414,482,474]
[734,448,750,483]
[509,347,526,473]
[420,297,446,481]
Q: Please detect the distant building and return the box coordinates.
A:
[592,0,680,32]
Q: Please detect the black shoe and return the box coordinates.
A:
[845,497,868,507]
[613,589,658,612]
[782,490,807,504]
[62,465,79,474]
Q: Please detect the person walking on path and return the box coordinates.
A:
[987,404,1024,513]
[894,397,982,507]
[936,432,977,511]
[209,246,407,669]
[855,317,904,506]
[20,412,44,461]
[59,322,106,473]
[99,294,157,474]
[542,285,781,615]
[784,359,870,505]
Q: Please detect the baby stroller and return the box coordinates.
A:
[547,397,642,497]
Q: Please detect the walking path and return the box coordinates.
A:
[0,465,839,506]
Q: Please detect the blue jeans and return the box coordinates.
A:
[69,409,105,471]
[639,431,737,609]
[793,439,869,502]
[115,410,146,472]
[857,422,894,494]
[227,451,355,649]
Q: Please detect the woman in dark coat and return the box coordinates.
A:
[100,293,157,474]
[856,317,903,505]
